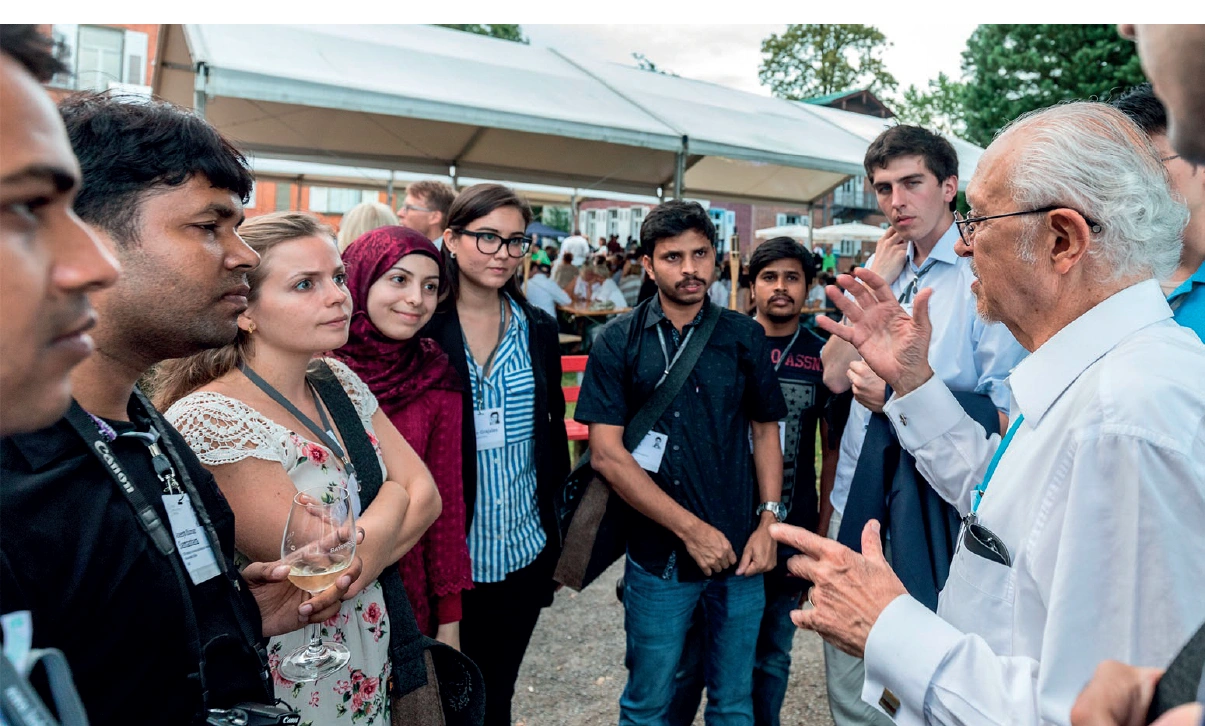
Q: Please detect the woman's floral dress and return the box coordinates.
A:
[166,358,391,725]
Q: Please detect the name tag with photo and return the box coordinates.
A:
[474,407,506,450]
[632,431,668,472]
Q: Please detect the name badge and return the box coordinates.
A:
[632,431,668,472]
[474,407,506,450]
[161,494,221,585]
[1,611,33,672]
[747,421,788,453]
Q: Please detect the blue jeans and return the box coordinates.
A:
[667,583,799,726]
[620,555,765,726]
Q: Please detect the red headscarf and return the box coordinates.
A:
[334,226,460,415]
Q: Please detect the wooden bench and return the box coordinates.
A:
[562,355,589,444]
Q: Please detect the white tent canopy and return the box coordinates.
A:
[156,24,896,206]
[754,224,813,241]
[812,221,889,243]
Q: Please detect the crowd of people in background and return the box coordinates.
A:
[2,21,1204,726]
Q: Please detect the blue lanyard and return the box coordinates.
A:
[972,413,1025,513]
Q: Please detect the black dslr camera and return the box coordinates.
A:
[206,702,300,726]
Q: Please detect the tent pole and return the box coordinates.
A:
[673,139,686,200]
[193,63,208,118]
[386,171,395,208]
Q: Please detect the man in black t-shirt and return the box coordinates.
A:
[1,92,359,725]
[668,237,836,725]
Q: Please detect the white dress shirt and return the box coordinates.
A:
[863,279,1205,725]
[574,276,628,309]
[830,223,1028,516]
[526,272,571,319]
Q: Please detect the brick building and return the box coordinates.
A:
[38,23,387,231]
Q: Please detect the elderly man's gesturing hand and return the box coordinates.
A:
[769,519,907,658]
[816,268,936,397]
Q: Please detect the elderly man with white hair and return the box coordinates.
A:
[769,101,1205,726]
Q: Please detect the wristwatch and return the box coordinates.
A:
[757,501,787,523]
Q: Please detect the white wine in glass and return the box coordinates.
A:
[277,484,356,683]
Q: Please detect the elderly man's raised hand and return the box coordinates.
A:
[769,519,907,658]
[815,268,936,398]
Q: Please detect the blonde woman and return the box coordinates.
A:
[337,201,398,252]
[154,211,441,723]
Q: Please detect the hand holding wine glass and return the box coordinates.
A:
[277,484,357,682]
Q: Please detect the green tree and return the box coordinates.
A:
[542,206,572,234]
[960,24,1143,147]
[436,24,528,44]
[893,73,967,137]
[759,24,897,100]
[632,52,677,76]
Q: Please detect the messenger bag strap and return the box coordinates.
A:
[577,301,721,469]
[307,363,432,688]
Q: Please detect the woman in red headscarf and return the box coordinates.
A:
[335,226,473,646]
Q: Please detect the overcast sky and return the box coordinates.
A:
[524,23,981,100]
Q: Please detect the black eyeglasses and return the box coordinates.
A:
[455,229,533,258]
[954,206,1103,247]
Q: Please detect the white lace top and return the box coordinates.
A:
[165,357,393,723]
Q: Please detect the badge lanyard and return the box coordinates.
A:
[773,327,803,373]
[898,258,938,305]
[238,362,357,481]
[62,394,271,694]
[971,413,1026,514]
[461,297,509,411]
[656,324,696,388]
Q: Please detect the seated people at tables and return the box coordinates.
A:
[553,250,579,288]
[526,261,572,319]
[574,261,628,309]
[155,212,441,723]
[335,225,474,645]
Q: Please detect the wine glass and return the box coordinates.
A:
[277,484,356,683]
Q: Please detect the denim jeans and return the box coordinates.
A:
[667,582,799,726]
[620,555,765,726]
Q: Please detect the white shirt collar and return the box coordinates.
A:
[1008,279,1173,426]
[907,220,960,270]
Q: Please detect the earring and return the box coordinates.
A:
[247,321,256,334]
[449,251,457,260]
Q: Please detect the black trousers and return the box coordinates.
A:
[460,547,557,726]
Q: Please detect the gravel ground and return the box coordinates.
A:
[510,559,836,726]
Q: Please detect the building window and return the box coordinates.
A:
[630,206,647,241]
[51,25,149,92]
[776,213,804,227]
[275,183,292,211]
[308,187,376,215]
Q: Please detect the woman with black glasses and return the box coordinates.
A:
[422,183,570,726]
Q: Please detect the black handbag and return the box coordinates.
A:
[552,302,721,591]
[309,362,485,726]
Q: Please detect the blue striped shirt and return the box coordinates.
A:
[465,296,546,583]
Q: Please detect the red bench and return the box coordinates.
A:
[562,355,589,443]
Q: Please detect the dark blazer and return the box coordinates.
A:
[422,296,571,567]
[838,391,1000,612]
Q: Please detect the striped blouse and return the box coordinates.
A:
[464,295,546,583]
